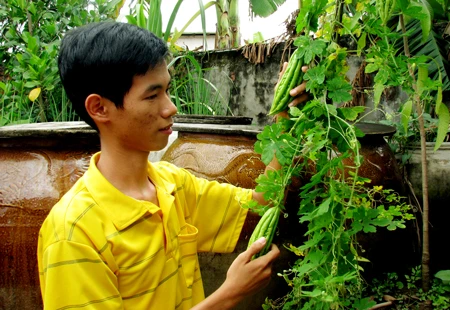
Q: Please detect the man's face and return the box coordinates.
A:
[109,61,178,153]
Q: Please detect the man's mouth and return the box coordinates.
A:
[160,124,173,131]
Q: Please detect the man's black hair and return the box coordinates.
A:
[58,22,169,130]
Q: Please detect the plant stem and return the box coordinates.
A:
[37,94,47,122]
[215,0,232,49]
[332,0,344,43]
[400,13,430,292]
[27,0,33,35]
[229,0,240,48]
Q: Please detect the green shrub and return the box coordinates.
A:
[0,0,122,125]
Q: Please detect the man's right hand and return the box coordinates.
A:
[192,238,280,310]
[191,237,280,310]
[224,237,280,297]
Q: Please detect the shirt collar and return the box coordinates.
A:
[84,152,175,231]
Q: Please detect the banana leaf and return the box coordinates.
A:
[249,0,287,18]
[402,19,450,91]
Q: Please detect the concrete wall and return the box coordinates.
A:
[189,44,426,126]
[195,44,289,125]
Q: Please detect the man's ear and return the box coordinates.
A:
[85,94,111,124]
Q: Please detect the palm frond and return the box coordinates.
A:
[403,19,450,91]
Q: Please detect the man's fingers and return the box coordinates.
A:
[289,82,307,97]
[280,62,288,77]
[263,244,280,261]
[288,93,309,108]
[241,237,267,261]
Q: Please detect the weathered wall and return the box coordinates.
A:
[192,45,438,126]
[195,44,290,125]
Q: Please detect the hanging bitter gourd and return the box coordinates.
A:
[269,48,305,116]
[247,205,281,258]
[247,48,305,258]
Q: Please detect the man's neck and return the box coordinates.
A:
[96,145,158,204]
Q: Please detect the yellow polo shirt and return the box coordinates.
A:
[38,152,251,309]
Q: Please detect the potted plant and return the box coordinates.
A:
[358,0,450,294]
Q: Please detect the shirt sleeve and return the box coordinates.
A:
[38,239,124,310]
[176,167,252,253]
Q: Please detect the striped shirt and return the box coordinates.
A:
[38,152,251,309]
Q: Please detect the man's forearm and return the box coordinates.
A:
[190,281,242,310]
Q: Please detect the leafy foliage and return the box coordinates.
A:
[245,13,414,308]
[125,0,214,51]
[362,0,450,150]
[244,0,420,308]
[167,53,231,116]
[0,0,121,125]
[367,266,450,309]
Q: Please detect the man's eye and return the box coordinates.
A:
[147,94,157,100]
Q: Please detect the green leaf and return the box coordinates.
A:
[136,4,147,29]
[373,83,384,109]
[326,77,353,103]
[294,37,327,63]
[316,197,331,216]
[374,68,389,84]
[403,2,432,42]
[401,100,413,133]
[364,63,379,74]
[251,32,265,43]
[304,66,326,91]
[353,297,377,310]
[427,0,447,20]
[289,106,302,117]
[255,123,297,166]
[295,0,328,33]
[417,64,428,96]
[308,39,327,60]
[357,32,367,56]
[435,270,450,284]
[44,24,56,36]
[254,171,285,202]
[397,0,410,11]
[434,104,449,151]
[327,104,337,116]
[371,218,391,227]
[163,0,184,41]
[27,2,36,15]
[125,15,137,25]
[249,0,287,18]
[339,107,364,121]
[24,81,38,88]
[351,207,380,234]
[403,6,427,19]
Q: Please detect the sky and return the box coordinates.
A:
[118,0,299,42]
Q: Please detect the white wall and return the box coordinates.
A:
[176,33,216,51]
[118,0,299,49]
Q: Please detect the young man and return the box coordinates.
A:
[37,22,306,309]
